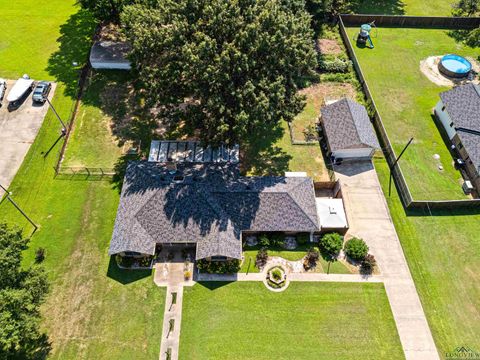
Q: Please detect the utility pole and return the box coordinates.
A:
[45,97,67,136]
[389,137,414,197]
[0,183,38,233]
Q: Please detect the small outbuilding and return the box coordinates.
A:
[89,41,132,70]
[320,98,379,160]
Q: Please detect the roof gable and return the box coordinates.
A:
[321,98,379,151]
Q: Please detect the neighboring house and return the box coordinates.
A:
[435,83,480,190]
[320,98,379,160]
[89,41,132,70]
[109,162,320,262]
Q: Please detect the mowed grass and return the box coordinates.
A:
[62,72,127,169]
[345,27,479,200]
[353,0,455,16]
[375,158,480,354]
[0,0,82,80]
[180,282,404,360]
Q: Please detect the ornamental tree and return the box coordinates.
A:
[121,0,317,144]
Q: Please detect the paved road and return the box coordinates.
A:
[0,80,56,189]
[335,161,439,360]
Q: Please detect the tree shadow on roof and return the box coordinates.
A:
[106,256,152,284]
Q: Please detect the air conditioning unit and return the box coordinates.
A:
[462,180,474,194]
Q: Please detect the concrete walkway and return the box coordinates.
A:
[196,271,383,283]
[334,161,439,360]
[159,286,184,360]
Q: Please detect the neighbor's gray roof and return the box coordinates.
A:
[440,84,480,172]
[321,98,379,152]
[90,41,131,64]
[109,162,319,260]
[456,130,480,173]
[439,84,480,131]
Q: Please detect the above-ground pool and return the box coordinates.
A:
[438,54,472,78]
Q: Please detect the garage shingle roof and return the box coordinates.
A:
[321,98,379,152]
[109,162,319,260]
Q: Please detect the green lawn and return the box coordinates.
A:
[62,72,128,169]
[180,282,404,360]
[0,2,166,358]
[244,120,331,181]
[374,158,480,355]
[345,27,479,200]
[240,245,352,274]
[352,0,455,16]
[0,0,95,80]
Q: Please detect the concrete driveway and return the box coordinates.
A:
[0,80,56,188]
[335,161,439,360]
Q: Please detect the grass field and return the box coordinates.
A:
[0,0,95,80]
[0,2,166,358]
[180,282,404,360]
[353,0,455,16]
[346,27,479,200]
[244,119,331,181]
[62,72,127,169]
[375,158,480,355]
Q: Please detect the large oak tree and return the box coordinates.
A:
[0,224,49,360]
[122,0,317,144]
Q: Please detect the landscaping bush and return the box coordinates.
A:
[269,233,285,247]
[296,233,310,245]
[196,259,241,274]
[259,234,270,247]
[344,238,369,261]
[116,255,135,268]
[255,247,268,269]
[360,254,376,275]
[303,247,320,270]
[271,268,283,281]
[318,58,351,73]
[319,233,343,256]
[35,247,46,263]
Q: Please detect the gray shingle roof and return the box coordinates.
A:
[321,98,379,152]
[90,41,131,64]
[440,84,480,172]
[439,84,480,131]
[109,162,319,260]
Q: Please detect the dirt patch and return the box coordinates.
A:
[317,39,342,55]
[299,82,357,104]
[420,55,480,87]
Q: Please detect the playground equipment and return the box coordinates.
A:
[356,22,377,49]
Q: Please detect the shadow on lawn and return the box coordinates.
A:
[196,281,235,290]
[47,9,97,97]
[241,121,292,176]
[350,0,405,15]
[106,256,152,284]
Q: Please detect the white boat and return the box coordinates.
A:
[7,76,34,102]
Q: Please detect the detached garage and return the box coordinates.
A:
[320,98,379,160]
[89,41,132,70]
